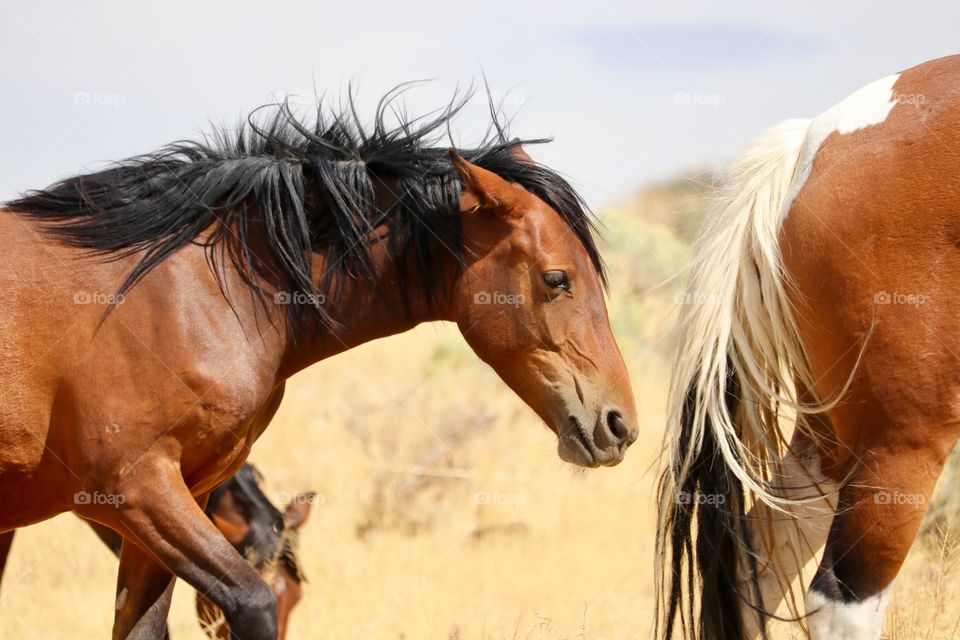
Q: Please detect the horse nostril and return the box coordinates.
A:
[606,409,629,442]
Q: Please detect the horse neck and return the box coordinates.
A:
[276,236,458,377]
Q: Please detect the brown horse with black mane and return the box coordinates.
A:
[0,92,637,639]
[0,463,314,639]
[658,55,960,640]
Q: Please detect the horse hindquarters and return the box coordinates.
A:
[779,62,960,637]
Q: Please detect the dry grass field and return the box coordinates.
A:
[1,185,957,639]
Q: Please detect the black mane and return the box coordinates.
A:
[5,89,605,330]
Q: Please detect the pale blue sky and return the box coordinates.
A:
[1,0,958,207]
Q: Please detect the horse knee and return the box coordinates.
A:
[224,578,277,640]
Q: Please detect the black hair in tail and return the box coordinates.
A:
[657,366,768,640]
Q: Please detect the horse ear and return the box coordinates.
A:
[283,492,316,530]
[510,142,534,163]
[450,150,524,218]
[211,513,248,546]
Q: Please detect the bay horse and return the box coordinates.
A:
[658,54,960,640]
[0,92,638,640]
[0,463,312,639]
[81,464,313,640]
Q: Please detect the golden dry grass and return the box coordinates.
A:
[886,528,960,640]
[0,203,957,639]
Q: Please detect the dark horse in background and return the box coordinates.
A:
[0,90,637,639]
[192,464,314,640]
[0,463,314,639]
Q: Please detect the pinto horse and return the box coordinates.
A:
[658,55,960,640]
[0,94,638,640]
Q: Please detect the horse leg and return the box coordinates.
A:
[88,519,124,556]
[804,442,948,639]
[109,457,276,640]
[113,541,176,640]
[1,523,174,639]
[739,429,838,638]
[84,517,170,640]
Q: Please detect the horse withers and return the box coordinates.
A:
[0,92,637,640]
[658,55,960,640]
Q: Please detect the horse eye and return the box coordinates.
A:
[542,271,569,290]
